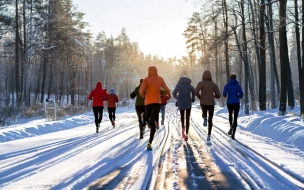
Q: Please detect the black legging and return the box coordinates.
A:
[200,104,214,136]
[179,108,191,135]
[135,106,145,131]
[227,103,240,134]
[92,106,104,127]
[145,103,161,144]
[108,107,116,122]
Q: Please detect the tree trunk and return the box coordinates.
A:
[15,0,20,106]
[259,0,266,110]
[222,0,230,81]
[266,0,278,109]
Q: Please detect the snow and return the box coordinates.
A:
[0,103,304,189]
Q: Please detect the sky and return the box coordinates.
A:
[1,102,304,189]
[72,0,201,59]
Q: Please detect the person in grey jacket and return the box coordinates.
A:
[173,71,195,141]
[195,70,221,141]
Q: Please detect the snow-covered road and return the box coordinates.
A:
[0,105,304,190]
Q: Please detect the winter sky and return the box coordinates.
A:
[72,0,200,59]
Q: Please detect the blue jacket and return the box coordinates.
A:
[173,77,195,110]
[222,79,244,104]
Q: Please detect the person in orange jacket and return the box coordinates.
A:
[139,66,171,151]
[88,82,108,133]
[107,88,119,128]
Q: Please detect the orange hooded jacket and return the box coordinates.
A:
[139,66,171,105]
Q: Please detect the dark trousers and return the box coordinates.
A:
[145,103,161,144]
[227,103,240,134]
[108,107,116,122]
[160,104,166,124]
[180,108,191,134]
[200,104,214,136]
[135,106,145,131]
[93,106,104,127]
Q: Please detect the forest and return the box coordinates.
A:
[0,0,303,125]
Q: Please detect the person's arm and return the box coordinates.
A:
[139,80,147,98]
[161,79,171,99]
[222,85,227,97]
[103,90,109,101]
[191,86,195,102]
[214,84,221,99]
[194,82,201,99]
[238,85,244,99]
[88,91,93,100]
[172,85,179,100]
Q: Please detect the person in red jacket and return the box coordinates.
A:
[139,66,171,151]
[160,89,170,125]
[88,82,108,133]
[107,88,119,127]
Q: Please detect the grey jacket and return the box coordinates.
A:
[173,77,195,110]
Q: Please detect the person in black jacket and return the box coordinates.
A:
[130,79,146,139]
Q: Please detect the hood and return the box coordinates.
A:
[95,82,102,89]
[228,79,239,85]
[148,66,158,77]
[202,71,212,81]
[178,77,192,85]
[110,88,115,94]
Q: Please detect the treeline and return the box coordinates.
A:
[0,0,303,119]
[183,0,304,116]
[0,0,187,112]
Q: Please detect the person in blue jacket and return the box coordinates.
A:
[173,71,195,141]
[222,73,244,139]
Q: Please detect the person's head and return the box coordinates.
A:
[96,82,102,88]
[110,88,115,94]
[140,78,143,84]
[180,71,187,77]
[202,70,212,81]
[148,66,158,76]
[230,73,237,80]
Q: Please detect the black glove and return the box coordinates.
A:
[130,92,136,99]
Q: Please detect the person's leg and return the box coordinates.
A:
[98,107,104,124]
[227,104,233,126]
[207,105,214,136]
[108,108,113,123]
[147,104,161,144]
[161,105,166,125]
[179,109,185,129]
[136,106,145,137]
[185,108,191,135]
[113,107,116,122]
[233,103,240,135]
[92,107,99,127]
[200,104,207,119]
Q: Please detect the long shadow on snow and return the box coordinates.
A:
[50,137,149,190]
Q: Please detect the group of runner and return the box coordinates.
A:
[88,65,244,150]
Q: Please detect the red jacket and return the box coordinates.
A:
[107,94,119,108]
[161,94,170,105]
[88,82,108,107]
